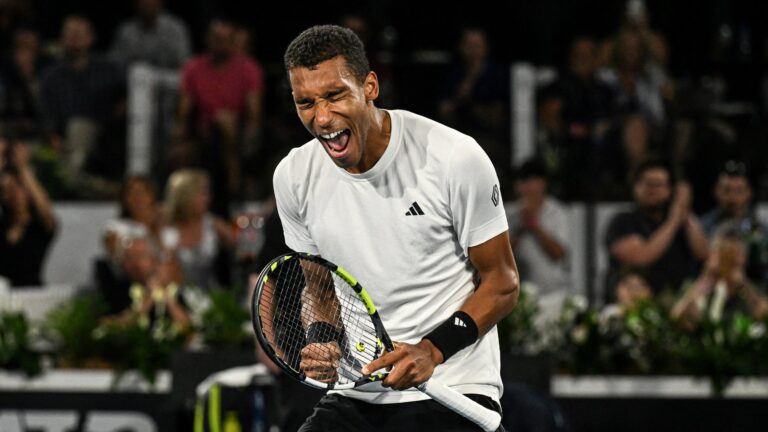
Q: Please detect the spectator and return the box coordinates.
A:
[39,15,125,191]
[599,28,668,128]
[613,267,653,311]
[110,0,192,70]
[161,169,235,291]
[0,139,57,287]
[176,19,265,214]
[103,175,162,263]
[508,159,570,297]
[0,28,52,140]
[605,160,709,301]
[438,28,508,177]
[699,160,768,287]
[671,227,768,329]
[105,235,190,329]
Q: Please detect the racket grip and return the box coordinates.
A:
[418,381,502,432]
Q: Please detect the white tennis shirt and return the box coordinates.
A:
[273,109,509,404]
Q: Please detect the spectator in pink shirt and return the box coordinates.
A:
[175,18,264,215]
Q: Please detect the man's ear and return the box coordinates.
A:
[364,71,379,102]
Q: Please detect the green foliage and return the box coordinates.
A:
[94,318,187,385]
[44,294,106,366]
[552,297,768,395]
[199,288,252,348]
[0,311,42,377]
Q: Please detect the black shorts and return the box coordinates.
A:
[298,392,505,432]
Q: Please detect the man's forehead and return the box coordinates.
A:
[289,61,357,94]
[719,174,750,187]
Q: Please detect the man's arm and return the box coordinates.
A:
[13,144,56,231]
[683,215,710,261]
[363,231,519,390]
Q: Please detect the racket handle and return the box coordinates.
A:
[418,381,502,432]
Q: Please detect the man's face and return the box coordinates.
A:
[715,175,751,217]
[515,177,546,202]
[616,274,651,309]
[570,39,597,79]
[633,168,671,210]
[460,31,488,65]
[62,18,94,55]
[207,22,235,59]
[289,56,378,173]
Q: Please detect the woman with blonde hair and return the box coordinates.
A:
[161,169,234,290]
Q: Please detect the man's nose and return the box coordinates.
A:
[315,101,333,128]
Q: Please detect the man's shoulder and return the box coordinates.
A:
[394,109,480,165]
[274,139,325,181]
[396,109,472,142]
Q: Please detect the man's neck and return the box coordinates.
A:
[358,108,391,173]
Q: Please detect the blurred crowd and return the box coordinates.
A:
[0,0,766,333]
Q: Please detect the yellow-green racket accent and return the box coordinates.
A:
[335,266,358,286]
[357,288,377,315]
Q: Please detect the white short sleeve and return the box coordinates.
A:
[273,159,319,254]
[447,139,509,255]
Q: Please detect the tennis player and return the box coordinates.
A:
[273,24,519,431]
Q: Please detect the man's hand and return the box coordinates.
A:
[300,342,341,383]
[362,340,443,390]
[669,182,692,223]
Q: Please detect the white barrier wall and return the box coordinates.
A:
[44,203,118,287]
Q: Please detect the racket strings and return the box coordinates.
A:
[258,258,379,385]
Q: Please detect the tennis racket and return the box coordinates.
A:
[250,252,502,432]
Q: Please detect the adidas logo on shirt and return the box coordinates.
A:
[454,317,467,328]
[405,201,424,216]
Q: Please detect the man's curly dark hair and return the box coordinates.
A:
[284,25,370,83]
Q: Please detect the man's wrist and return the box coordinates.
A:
[422,311,479,363]
[418,339,444,365]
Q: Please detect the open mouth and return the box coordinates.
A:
[318,129,352,158]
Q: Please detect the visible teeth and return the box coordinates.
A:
[320,130,344,140]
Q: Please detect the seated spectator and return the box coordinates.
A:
[700,161,768,288]
[613,267,653,311]
[508,159,570,296]
[605,160,709,301]
[105,235,190,329]
[598,28,668,128]
[0,27,52,140]
[161,169,235,291]
[103,175,162,262]
[671,227,768,329]
[0,139,57,286]
[109,0,192,70]
[39,15,125,194]
[438,27,508,178]
[175,19,264,215]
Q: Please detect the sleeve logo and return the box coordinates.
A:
[491,184,500,207]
